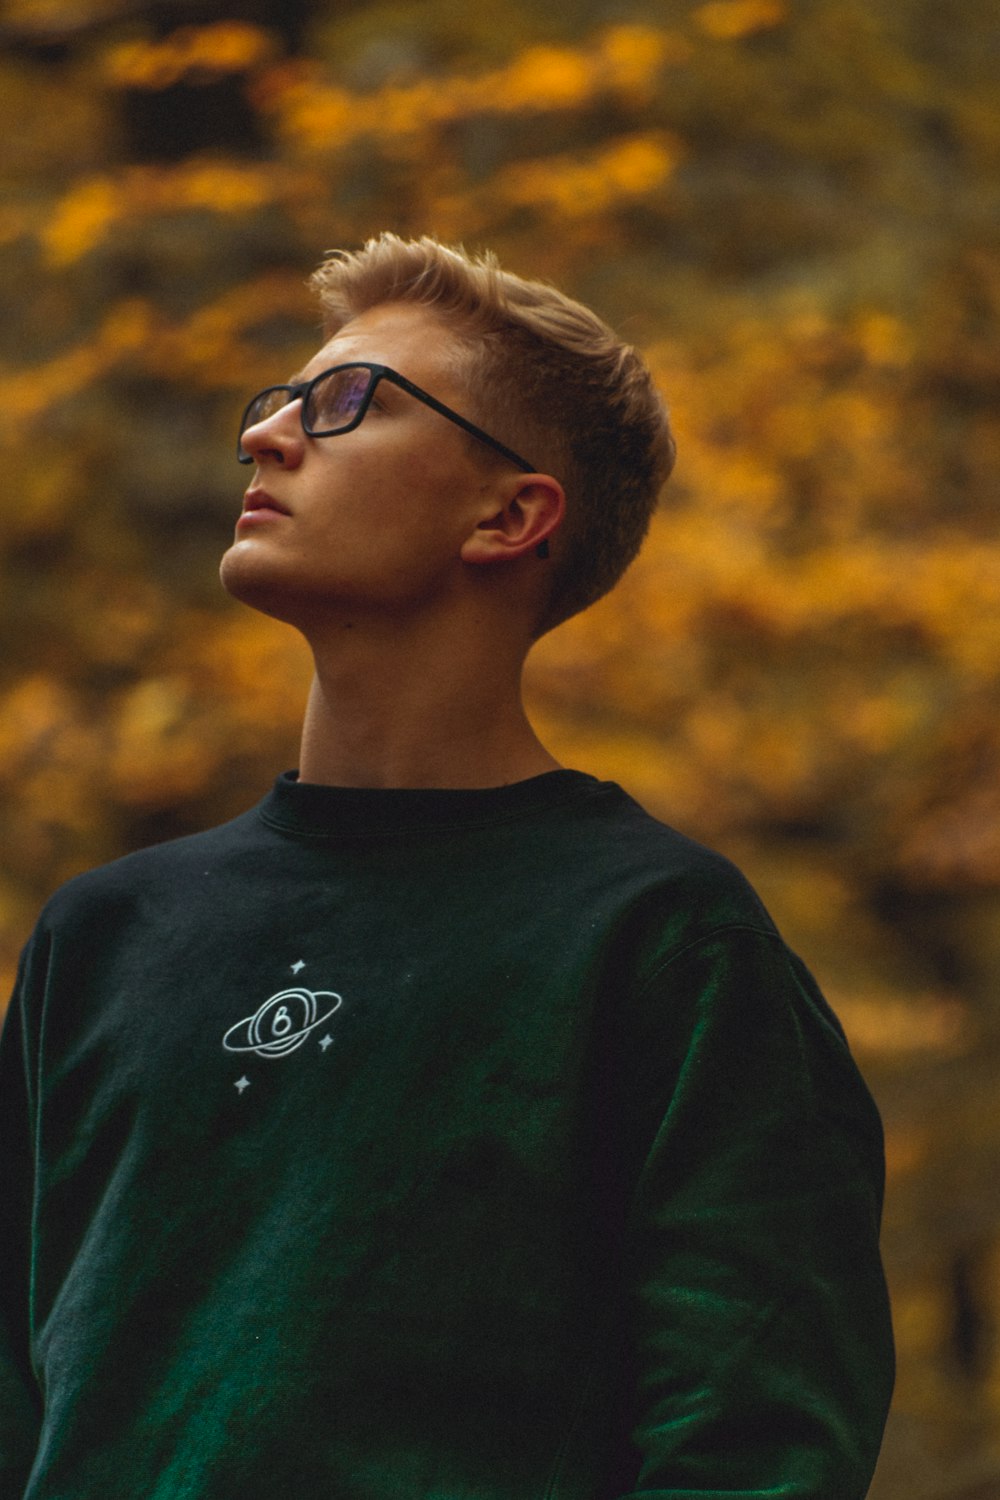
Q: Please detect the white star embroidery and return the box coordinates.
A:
[290,960,306,974]
[319,1034,333,1052]
[235,1076,251,1094]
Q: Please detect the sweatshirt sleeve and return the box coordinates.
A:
[616,925,894,1499]
[0,951,44,1495]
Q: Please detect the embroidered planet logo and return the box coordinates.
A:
[223,988,342,1059]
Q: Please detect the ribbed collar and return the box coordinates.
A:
[257,769,608,842]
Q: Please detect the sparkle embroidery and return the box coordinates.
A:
[223,988,342,1059]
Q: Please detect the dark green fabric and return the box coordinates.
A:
[0,770,893,1497]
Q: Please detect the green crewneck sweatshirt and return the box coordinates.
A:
[0,771,893,1498]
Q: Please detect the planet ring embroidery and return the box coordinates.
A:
[223,988,342,1059]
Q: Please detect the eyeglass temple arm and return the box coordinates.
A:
[385,371,536,474]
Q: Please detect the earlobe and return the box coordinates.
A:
[460,475,565,566]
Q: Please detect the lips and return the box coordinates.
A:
[242,488,291,516]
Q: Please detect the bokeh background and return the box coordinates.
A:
[1,0,999,1492]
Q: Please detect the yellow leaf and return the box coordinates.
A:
[175,163,273,215]
[855,311,915,367]
[598,24,692,87]
[499,45,595,110]
[693,0,787,40]
[102,23,275,90]
[497,133,683,218]
[42,176,120,267]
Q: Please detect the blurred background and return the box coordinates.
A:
[1,0,998,1491]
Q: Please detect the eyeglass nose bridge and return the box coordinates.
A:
[237,383,310,464]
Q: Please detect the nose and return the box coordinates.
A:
[239,399,306,467]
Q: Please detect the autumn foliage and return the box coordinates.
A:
[2,0,999,1490]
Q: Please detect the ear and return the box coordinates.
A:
[459,474,565,566]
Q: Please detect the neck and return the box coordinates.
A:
[296,611,560,790]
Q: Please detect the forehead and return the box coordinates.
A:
[298,303,468,392]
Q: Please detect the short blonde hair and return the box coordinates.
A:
[309,234,676,633]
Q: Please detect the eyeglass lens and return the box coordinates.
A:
[308,367,372,431]
[240,366,375,449]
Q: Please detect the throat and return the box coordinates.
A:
[296,654,559,790]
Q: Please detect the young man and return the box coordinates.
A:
[0,235,893,1497]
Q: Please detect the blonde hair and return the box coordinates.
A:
[309,234,676,633]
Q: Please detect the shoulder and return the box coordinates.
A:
[561,779,778,946]
[32,803,265,938]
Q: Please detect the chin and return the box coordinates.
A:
[220,542,356,633]
[219,542,303,624]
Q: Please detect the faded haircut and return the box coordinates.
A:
[309,234,676,634]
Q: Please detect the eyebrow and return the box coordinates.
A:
[286,363,413,408]
[284,362,390,392]
[285,358,347,386]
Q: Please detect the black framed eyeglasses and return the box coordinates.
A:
[237,360,537,472]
